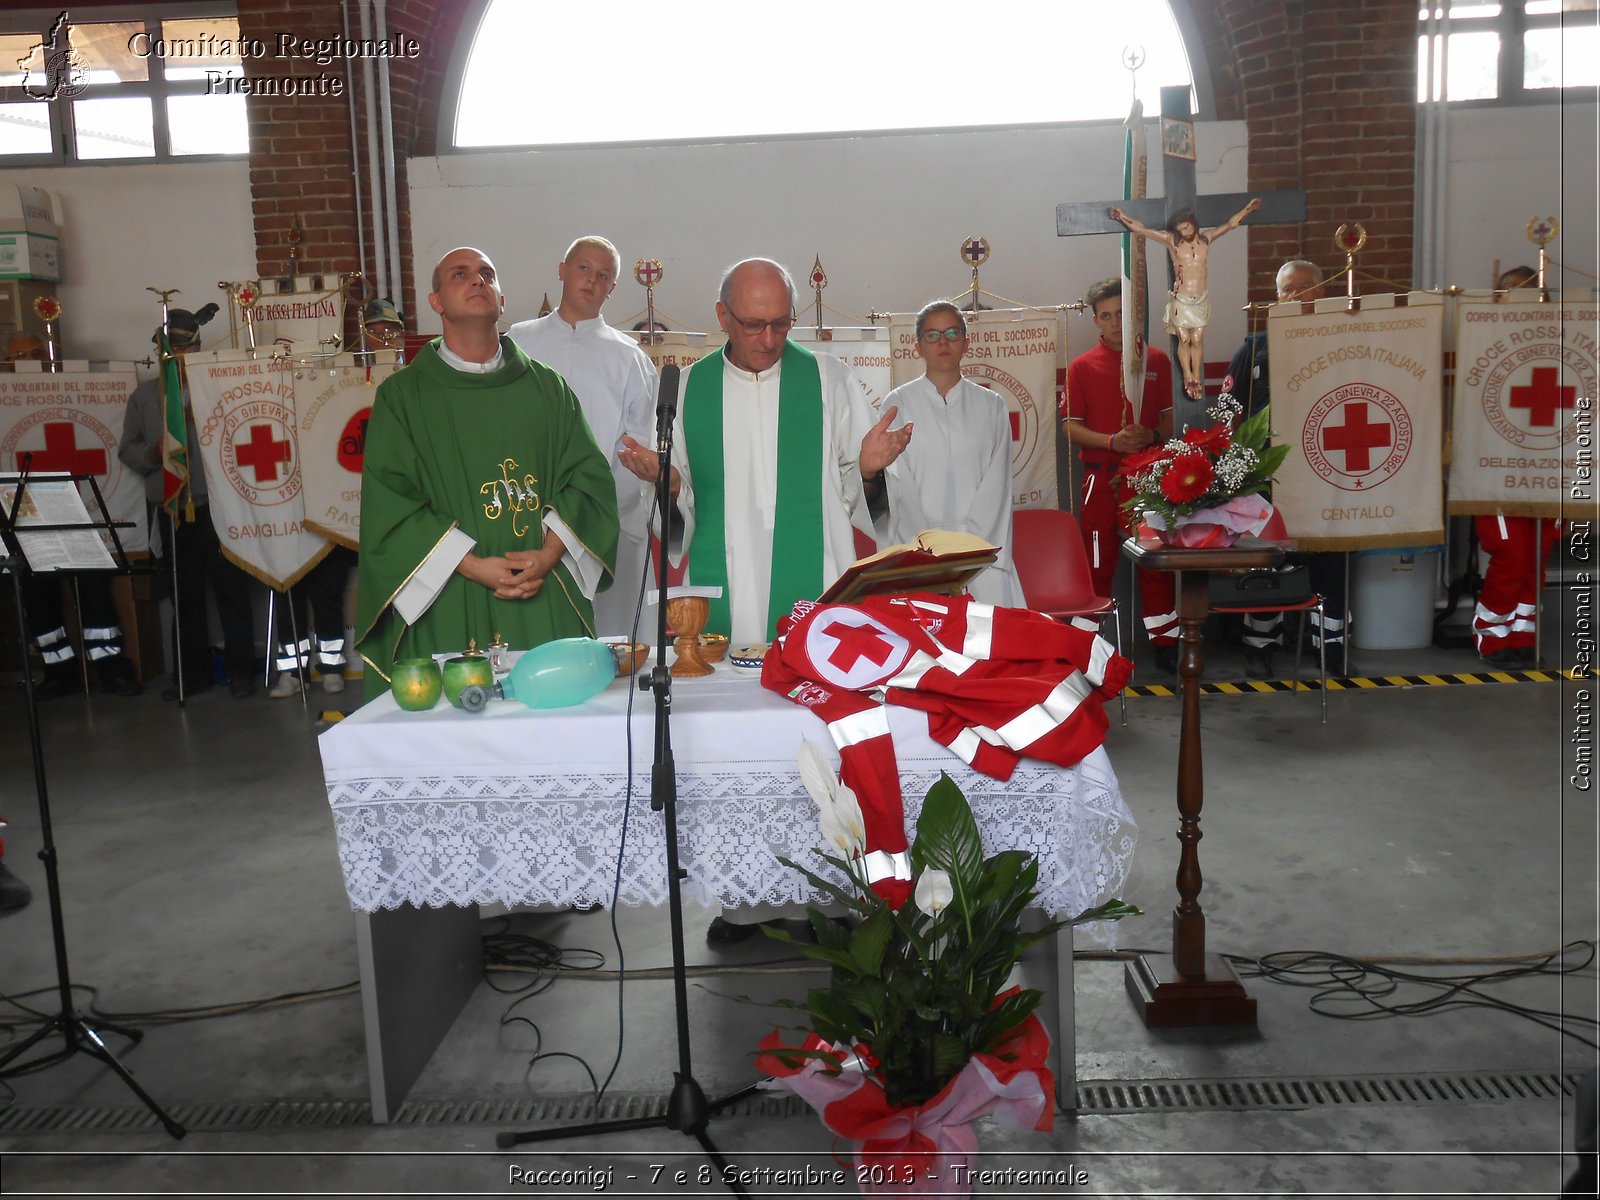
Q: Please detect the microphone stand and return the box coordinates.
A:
[497,366,754,1196]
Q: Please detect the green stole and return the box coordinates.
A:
[682,341,824,640]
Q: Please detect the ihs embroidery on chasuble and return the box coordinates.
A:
[479,458,542,536]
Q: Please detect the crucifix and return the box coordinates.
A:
[1056,85,1307,426]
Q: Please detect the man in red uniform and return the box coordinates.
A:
[1472,266,1562,668]
[1060,277,1178,671]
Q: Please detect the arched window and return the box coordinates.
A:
[450,0,1195,149]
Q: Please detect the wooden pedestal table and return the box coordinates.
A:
[1120,534,1285,1027]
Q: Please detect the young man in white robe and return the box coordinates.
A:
[877,301,1021,607]
[509,235,657,637]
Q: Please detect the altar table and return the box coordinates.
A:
[319,666,1137,1121]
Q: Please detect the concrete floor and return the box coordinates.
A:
[1,626,1595,1197]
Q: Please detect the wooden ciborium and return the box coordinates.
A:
[666,595,714,677]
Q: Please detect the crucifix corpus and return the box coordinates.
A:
[1057,85,1306,422]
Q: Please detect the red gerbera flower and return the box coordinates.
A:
[1118,445,1172,476]
[1159,452,1215,503]
[1182,422,1232,453]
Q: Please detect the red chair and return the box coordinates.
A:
[1209,508,1328,722]
[1011,507,1127,724]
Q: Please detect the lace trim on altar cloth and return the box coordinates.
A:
[326,756,1136,944]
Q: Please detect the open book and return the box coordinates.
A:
[818,529,999,604]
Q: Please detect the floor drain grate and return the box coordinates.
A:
[0,1090,812,1136]
[1073,1071,1581,1114]
[0,1073,1576,1135]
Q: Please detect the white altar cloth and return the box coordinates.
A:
[319,667,1137,921]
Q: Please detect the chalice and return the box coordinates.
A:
[666,596,714,677]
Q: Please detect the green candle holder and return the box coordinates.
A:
[391,657,443,711]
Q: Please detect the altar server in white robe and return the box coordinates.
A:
[878,301,1022,608]
[619,257,912,647]
[509,235,656,636]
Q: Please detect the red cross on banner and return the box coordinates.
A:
[30,421,108,477]
[1509,366,1575,427]
[235,422,292,484]
[1321,402,1392,471]
[826,620,897,673]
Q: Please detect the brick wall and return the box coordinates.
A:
[234,1,1419,320]
[236,0,471,332]
[1189,0,1418,300]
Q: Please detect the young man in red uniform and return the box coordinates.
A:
[1060,277,1178,671]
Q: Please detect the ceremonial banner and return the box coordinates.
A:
[889,310,1060,510]
[297,351,401,547]
[1448,293,1597,517]
[792,327,893,418]
[247,282,345,354]
[1268,294,1445,549]
[633,330,723,373]
[0,365,148,552]
[186,349,329,588]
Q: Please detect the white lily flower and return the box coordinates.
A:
[914,867,953,916]
[797,740,865,855]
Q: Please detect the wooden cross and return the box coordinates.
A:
[1056,85,1307,424]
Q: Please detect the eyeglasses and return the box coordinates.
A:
[723,305,794,337]
[919,327,967,344]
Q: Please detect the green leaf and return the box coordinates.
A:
[912,773,984,907]
[850,905,894,976]
[1065,897,1144,925]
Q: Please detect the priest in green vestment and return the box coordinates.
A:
[617,258,912,647]
[356,247,619,697]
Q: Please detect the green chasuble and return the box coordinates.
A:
[355,338,619,697]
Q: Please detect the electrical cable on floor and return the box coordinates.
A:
[1228,940,1600,1049]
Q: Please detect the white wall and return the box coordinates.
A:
[408,120,1254,361]
[0,161,256,365]
[1436,101,1598,291]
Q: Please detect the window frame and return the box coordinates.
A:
[0,2,248,166]
[436,0,1215,155]
[1418,1,1599,106]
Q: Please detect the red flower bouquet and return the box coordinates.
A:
[1120,397,1289,546]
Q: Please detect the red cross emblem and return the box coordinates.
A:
[803,610,911,690]
[1508,366,1574,428]
[235,422,292,484]
[634,259,663,287]
[1320,402,1392,472]
[28,420,108,477]
[961,238,990,266]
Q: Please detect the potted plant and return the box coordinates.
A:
[754,742,1138,1195]
[1119,396,1290,547]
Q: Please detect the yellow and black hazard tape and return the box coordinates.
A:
[1125,666,1589,699]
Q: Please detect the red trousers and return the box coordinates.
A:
[1474,514,1560,652]
[1079,467,1177,645]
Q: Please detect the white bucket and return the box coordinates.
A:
[1352,548,1441,650]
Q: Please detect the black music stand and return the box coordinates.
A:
[495,368,754,1195]
[0,466,184,1138]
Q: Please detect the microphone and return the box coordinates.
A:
[655,363,680,447]
[656,363,680,422]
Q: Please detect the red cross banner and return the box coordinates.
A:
[0,365,148,553]
[631,330,725,373]
[1267,293,1445,550]
[245,282,345,355]
[791,327,893,419]
[296,351,401,548]
[888,310,1061,510]
[1448,293,1597,518]
[185,349,330,589]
